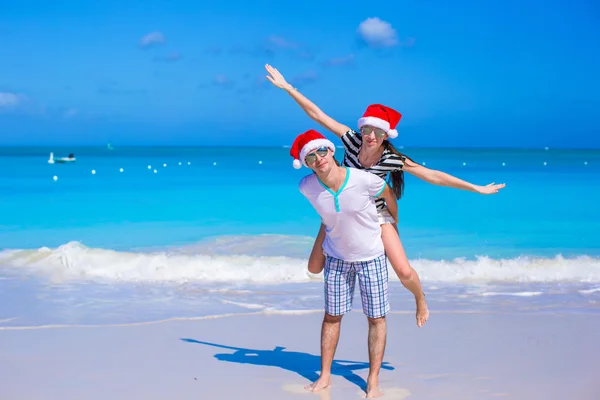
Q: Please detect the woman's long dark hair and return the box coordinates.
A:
[383,140,416,200]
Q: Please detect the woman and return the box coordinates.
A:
[266,64,506,328]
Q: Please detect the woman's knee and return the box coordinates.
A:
[388,256,413,280]
[380,224,413,280]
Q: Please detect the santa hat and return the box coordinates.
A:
[357,104,402,139]
[290,129,335,169]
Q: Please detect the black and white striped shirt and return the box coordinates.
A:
[341,129,405,211]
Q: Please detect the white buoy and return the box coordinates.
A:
[543,162,547,166]
[53,175,58,181]
[544,147,549,150]
[119,168,124,172]
[187,162,191,165]
[213,162,217,166]
[502,162,506,166]
[422,162,426,166]
[178,162,182,166]
[148,165,152,169]
[153,169,157,173]
[91,169,96,175]
[462,162,466,166]
[259,160,263,164]
[584,161,588,165]
[163,163,167,167]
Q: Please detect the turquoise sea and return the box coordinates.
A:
[1,145,599,328]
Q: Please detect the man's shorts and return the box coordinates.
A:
[323,253,389,319]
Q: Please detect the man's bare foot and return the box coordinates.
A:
[304,376,331,392]
[366,385,384,398]
[416,295,429,327]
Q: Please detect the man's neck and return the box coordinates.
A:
[317,166,346,192]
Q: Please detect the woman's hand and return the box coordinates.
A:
[265,64,293,91]
[475,182,506,194]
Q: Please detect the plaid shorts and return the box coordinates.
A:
[323,253,389,319]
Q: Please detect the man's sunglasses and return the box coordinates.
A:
[305,147,329,164]
[360,126,387,139]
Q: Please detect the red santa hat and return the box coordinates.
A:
[290,129,336,169]
[357,104,402,139]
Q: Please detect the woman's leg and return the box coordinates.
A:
[380,223,429,327]
[308,223,326,274]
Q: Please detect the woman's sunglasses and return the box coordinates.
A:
[360,126,387,139]
[305,147,329,164]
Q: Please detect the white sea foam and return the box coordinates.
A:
[1,241,600,284]
[579,287,600,295]
[480,291,543,297]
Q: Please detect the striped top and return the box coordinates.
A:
[341,129,405,211]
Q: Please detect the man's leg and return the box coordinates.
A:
[305,312,343,391]
[366,316,386,398]
[306,256,355,392]
[357,254,390,398]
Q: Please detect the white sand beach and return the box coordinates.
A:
[1,310,598,400]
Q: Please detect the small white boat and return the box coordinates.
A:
[48,152,76,164]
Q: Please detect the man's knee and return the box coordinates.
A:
[324,312,344,324]
[367,315,386,326]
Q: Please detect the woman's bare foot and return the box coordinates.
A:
[304,376,331,392]
[416,295,429,327]
[366,385,384,398]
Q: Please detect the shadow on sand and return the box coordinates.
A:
[181,338,394,393]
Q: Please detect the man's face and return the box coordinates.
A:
[305,146,333,173]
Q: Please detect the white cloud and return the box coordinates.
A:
[357,18,399,48]
[324,54,355,67]
[212,74,235,89]
[0,92,23,107]
[0,92,20,107]
[140,31,165,47]
[63,108,78,118]
[267,35,298,50]
[153,51,183,62]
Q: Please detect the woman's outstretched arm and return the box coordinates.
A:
[403,158,506,194]
[265,64,350,138]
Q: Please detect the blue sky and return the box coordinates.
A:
[0,0,598,148]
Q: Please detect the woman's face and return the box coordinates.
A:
[360,125,388,149]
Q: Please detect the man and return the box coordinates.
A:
[290,129,399,398]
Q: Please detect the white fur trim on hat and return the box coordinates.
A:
[292,159,302,169]
[358,116,398,138]
[386,129,398,139]
[298,138,335,167]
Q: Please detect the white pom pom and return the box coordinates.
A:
[387,129,398,139]
[292,159,302,169]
